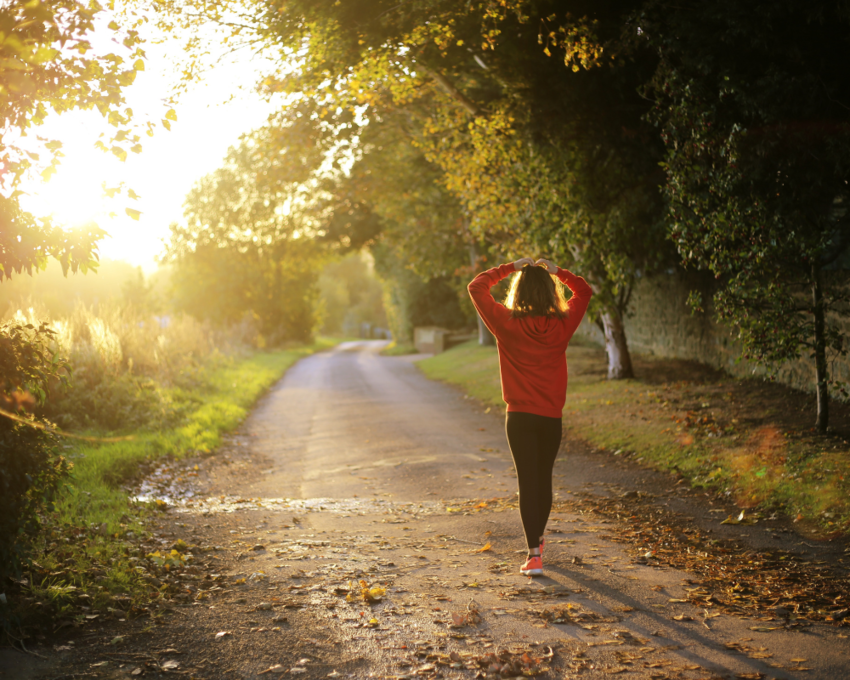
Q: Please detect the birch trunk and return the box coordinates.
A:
[600,308,634,380]
[468,242,495,346]
[812,266,829,433]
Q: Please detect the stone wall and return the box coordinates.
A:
[572,269,850,395]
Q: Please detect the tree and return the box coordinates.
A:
[254,0,668,377]
[149,1,670,372]
[317,252,386,336]
[0,0,153,591]
[324,113,481,342]
[0,322,69,588]
[0,0,151,281]
[163,128,324,343]
[641,0,850,431]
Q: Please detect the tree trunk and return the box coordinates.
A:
[468,241,495,346]
[600,308,634,380]
[812,265,829,433]
[476,314,496,346]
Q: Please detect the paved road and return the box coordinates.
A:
[235,340,517,501]
[187,340,847,680]
[13,340,848,680]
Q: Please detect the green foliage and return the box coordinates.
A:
[317,253,386,336]
[373,243,472,343]
[0,322,70,587]
[0,0,152,281]
[642,0,850,428]
[161,0,668,374]
[7,303,239,433]
[164,135,324,344]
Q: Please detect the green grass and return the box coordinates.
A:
[380,341,418,356]
[21,338,341,620]
[418,339,850,535]
[58,340,337,528]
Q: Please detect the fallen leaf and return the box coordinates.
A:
[215,631,232,640]
[161,660,180,671]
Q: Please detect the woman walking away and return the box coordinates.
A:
[468,257,592,576]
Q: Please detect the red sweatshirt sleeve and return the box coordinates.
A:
[467,263,515,338]
[556,267,593,335]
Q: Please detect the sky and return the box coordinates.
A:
[17,19,278,274]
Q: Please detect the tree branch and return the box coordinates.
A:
[414,62,483,118]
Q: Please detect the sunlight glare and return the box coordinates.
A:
[29,151,112,229]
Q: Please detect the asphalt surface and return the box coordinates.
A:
[7,340,850,680]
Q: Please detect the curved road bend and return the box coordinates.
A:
[233,340,519,502]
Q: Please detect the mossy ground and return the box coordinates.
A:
[418,338,850,536]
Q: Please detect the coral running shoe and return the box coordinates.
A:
[520,555,543,576]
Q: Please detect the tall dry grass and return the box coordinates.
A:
[3,302,261,431]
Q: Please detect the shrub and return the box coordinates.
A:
[5,304,243,432]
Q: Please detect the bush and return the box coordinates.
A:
[0,322,70,587]
[5,304,241,432]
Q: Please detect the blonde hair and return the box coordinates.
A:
[504,265,568,318]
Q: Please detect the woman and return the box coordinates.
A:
[468,257,592,576]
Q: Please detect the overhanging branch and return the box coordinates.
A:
[414,62,483,118]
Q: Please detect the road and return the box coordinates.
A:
[14,340,850,680]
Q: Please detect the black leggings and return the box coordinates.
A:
[505,411,562,551]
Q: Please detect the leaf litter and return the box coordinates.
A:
[449,492,850,625]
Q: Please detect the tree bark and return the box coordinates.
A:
[812,265,829,433]
[476,313,495,346]
[468,242,495,346]
[415,62,483,118]
[600,308,634,380]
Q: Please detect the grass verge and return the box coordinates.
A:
[418,339,850,535]
[13,338,340,628]
[380,341,419,356]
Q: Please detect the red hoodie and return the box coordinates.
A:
[467,263,593,418]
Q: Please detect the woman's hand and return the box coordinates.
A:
[513,257,535,270]
[535,258,558,274]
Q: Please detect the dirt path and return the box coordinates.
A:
[9,340,850,680]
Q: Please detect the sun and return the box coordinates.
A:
[25,151,112,229]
